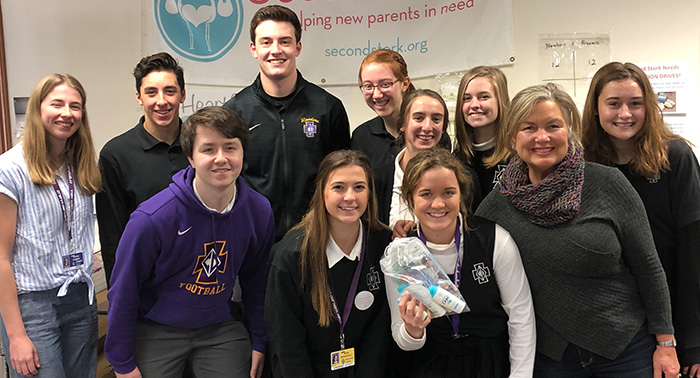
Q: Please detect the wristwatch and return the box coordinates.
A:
[657,338,677,347]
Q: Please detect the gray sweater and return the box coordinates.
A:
[476,162,673,360]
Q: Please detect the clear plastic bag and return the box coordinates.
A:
[380,237,469,318]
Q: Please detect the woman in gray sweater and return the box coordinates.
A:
[476,83,680,377]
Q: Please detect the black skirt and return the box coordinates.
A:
[411,330,510,378]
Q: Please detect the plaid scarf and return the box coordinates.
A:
[499,144,585,226]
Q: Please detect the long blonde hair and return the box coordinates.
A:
[453,66,510,168]
[21,73,100,194]
[291,150,386,327]
[581,62,686,178]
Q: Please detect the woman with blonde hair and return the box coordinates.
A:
[582,61,700,377]
[477,83,679,377]
[0,73,101,378]
[265,150,392,377]
[453,66,511,202]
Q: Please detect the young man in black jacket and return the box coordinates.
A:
[223,5,351,241]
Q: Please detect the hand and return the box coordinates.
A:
[392,220,415,240]
[250,350,264,378]
[116,367,142,378]
[653,345,680,378]
[9,334,39,376]
[398,293,431,339]
[683,363,700,378]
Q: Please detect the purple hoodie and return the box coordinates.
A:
[105,166,274,374]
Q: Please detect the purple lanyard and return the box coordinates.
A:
[418,220,462,338]
[51,165,75,249]
[328,224,366,349]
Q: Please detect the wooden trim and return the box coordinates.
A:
[0,3,12,153]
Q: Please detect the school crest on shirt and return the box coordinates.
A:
[472,262,491,284]
[492,164,508,189]
[301,117,319,138]
[193,241,229,284]
[366,266,382,291]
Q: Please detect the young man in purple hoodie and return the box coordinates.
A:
[105,106,274,378]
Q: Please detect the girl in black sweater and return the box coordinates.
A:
[265,150,392,378]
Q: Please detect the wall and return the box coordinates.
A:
[3,0,700,150]
[2,0,143,148]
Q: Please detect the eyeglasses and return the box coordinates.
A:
[359,80,400,94]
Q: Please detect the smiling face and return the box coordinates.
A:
[40,84,83,149]
[360,62,408,121]
[597,79,645,147]
[462,76,498,139]
[515,100,570,184]
[412,167,460,244]
[324,165,369,232]
[402,96,445,158]
[188,125,244,197]
[137,70,185,134]
[251,20,301,83]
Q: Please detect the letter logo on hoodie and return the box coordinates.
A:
[193,241,229,284]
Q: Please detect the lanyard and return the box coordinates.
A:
[418,219,462,338]
[328,224,366,349]
[52,165,75,250]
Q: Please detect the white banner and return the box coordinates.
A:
[143,0,514,86]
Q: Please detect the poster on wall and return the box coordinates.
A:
[639,62,688,136]
[142,0,515,86]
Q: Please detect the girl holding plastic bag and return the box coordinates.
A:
[384,148,535,377]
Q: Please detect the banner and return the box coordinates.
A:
[143,0,514,86]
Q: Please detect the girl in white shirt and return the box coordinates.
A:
[0,74,101,378]
[386,148,535,378]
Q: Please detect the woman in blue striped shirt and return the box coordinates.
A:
[0,74,101,378]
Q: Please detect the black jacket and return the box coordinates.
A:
[224,72,350,240]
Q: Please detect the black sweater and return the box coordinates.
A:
[265,226,392,378]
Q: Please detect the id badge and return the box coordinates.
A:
[62,252,84,270]
[330,347,355,371]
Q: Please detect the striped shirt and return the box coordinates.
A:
[0,144,95,299]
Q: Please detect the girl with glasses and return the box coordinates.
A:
[353,49,416,170]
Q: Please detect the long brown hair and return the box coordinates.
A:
[21,74,101,194]
[581,62,685,178]
[453,66,510,168]
[291,150,387,326]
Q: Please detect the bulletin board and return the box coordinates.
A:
[538,33,611,106]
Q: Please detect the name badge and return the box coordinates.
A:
[330,347,355,371]
[62,252,84,270]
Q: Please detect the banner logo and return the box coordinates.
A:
[155,0,244,62]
